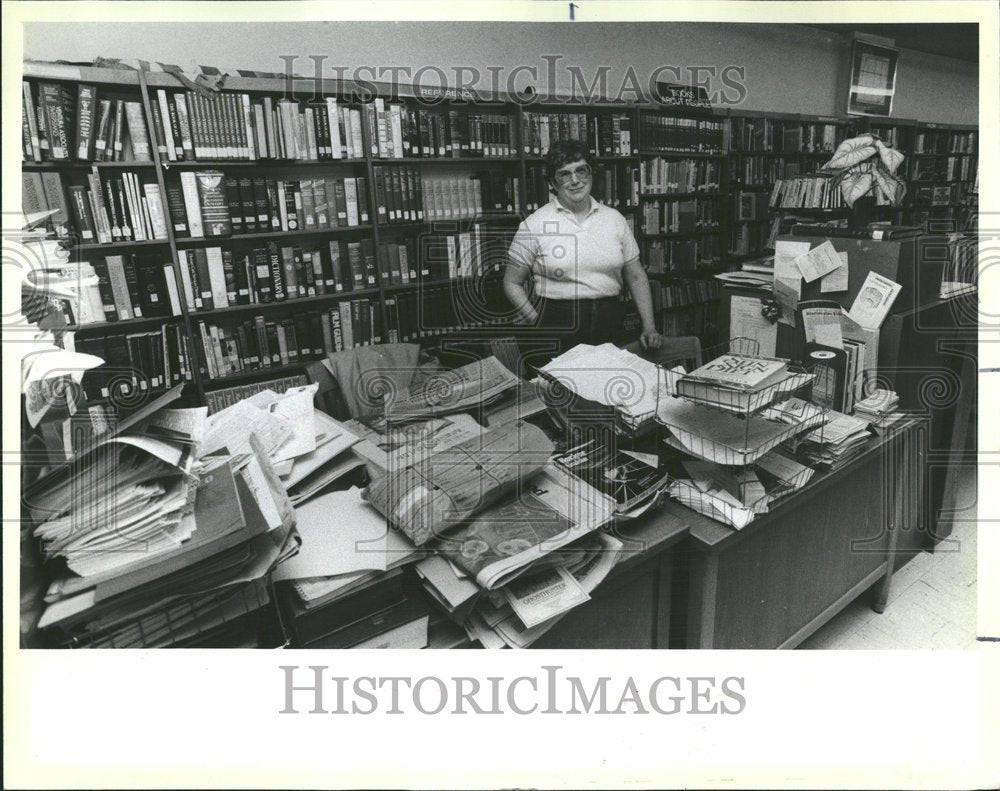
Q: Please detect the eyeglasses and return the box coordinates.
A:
[553,164,592,184]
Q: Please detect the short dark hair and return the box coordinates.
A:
[544,139,596,192]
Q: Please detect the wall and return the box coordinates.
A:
[23,21,978,124]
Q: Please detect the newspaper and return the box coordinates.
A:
[384,356,519,422]
[436,464,615,590]
[364,421,553,547]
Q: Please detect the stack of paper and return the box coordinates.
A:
[34,399,296,648]
[462,532,623,648]
[788,410,873,469]
[539,343,665,433]
[658,395,826,466]
[715,256,774,290]
[274,487,430,648]
[384,356,519,423]
[31,407,204,578]
[203,385,363,506]
[853,389,902,429]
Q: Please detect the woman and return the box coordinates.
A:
[504,139,664,368]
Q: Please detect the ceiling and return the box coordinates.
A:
[806,23,979,63]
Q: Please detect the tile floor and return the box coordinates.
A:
[800,467,977,649]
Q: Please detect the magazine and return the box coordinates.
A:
[435,465,615,590]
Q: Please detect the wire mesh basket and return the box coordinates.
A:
[664,448,817,530]
[662,337,816,415]
[655,338,828,466]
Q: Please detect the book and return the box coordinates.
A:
[194,170,232,236]
[74,84,97,160]
[553,440,668,511]
[684,354,789,391]
[791,223,921,241]
[179,172,205,237]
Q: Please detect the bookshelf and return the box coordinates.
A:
[637,102,727,344]
[22,59,979,421]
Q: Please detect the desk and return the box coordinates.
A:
[676,417,925,649]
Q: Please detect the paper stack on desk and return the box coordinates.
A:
[203,385,364,506]
[674,353,813,414]
[461,532,623,649]
[853,389,903,430]
[787,410,873,469]
[658,395,826,466]
[384,356,519,423]
[34,404,297,648]
[273,487,431,649]
[539,343,665,433]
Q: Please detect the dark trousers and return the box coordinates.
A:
[518,296,627,372]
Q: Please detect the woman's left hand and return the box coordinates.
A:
[639,329,664,350]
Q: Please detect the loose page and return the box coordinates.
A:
[801,306,845,349]
[730,295,778,357]
[269,384,319,462]
[794,240,843,282]
[847,270,902,329]
[821,251,850,292]
[773,239,811,327]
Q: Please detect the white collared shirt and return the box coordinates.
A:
[507,197,640,300]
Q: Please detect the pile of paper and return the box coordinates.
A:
[346,413,485,475]
[273,487,430,649]
[788,410,873,469]
[203,384,363,506]
[854,389,903,429]
[32,394,296,647]
[461,533,623,648]
[539,343,665,433]
[666,448,816,531]
[384,356,519,423]
[715,256,774,290]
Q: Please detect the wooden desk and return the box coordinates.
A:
[676,417,926,649]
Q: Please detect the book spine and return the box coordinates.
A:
[22,82,41,161]
[205,246,231,307]
[174,93,194,160]
[37,172,67,239]
[193,247,214,309]
[66,185,96,241]
[142,183,168,239]
[179,171,205,237]
[195,170,232,236]
[268,241,286,301]
[280,246,300,299]
[75,84,97,160]
[167,94,184,160]
[104,255,134,320]
[163,264,183,316]
[38,83,70,160]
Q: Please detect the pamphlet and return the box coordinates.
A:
[847,270,902,329]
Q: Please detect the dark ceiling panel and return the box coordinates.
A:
[806,23,979,63]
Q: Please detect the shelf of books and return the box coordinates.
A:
[22,59,979,423]
[636,102,727,344]
[905,121,978,232]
